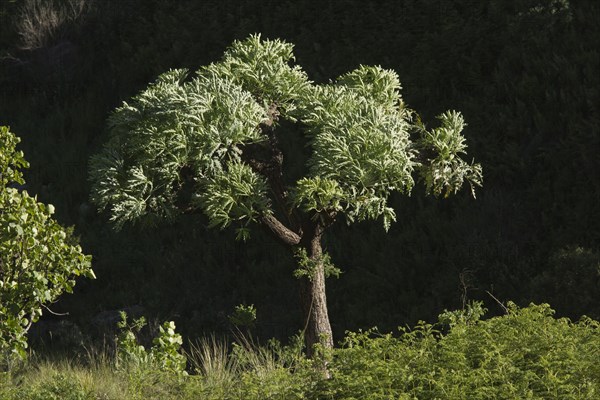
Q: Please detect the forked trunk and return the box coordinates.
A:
[300,224,334,359]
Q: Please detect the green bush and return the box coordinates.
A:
[0,126,94,361]
[324,302,600,399]
[116,312,187,376]
[0,303,598,399]
[21,372,89,400]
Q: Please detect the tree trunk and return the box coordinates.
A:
[300,223,334,359]
[259,212,333,363]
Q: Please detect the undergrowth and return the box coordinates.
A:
[1,303,598,399]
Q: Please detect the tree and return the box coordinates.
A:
[89,35,481,356]
[0,126,94,359]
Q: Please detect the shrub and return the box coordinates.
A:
[0,126,94,361]
[115,312,187,376]
[323,302,600,399]
[1,303,598,399]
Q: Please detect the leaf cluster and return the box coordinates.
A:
[199,34,311,116]
[1,126,94,360]
[90,36,482,238]
[116,312,187,376]
[228,304,257,329]
[414,111,483,198]
[295,66,416,230]
[89,66,270,231]
[292,247,341,280]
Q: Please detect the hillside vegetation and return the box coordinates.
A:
[1,304,599,399]
[0,0,599,397]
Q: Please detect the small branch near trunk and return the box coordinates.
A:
[260,214,301,246]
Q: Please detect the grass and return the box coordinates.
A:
[1,354,130,399]
[1,303,599,399]
[1,333,311,400]
[186,335,237,391]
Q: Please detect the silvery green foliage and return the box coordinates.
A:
[90,34,481,236]
[415,111,483,198]
[296,66,417,230]
[199,34,312,115]
[90,67,270,231]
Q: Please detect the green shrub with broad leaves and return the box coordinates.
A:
[0,126,94,361]
[116,312,187,376]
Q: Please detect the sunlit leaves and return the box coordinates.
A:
[293,247,341,280]
[336,65,403,110]
[193,161,270,233]
[1,126,93,359]
[328,303,600,399]
[415,111,483,198]
[116,313,187,375]
[90,65,269,231]
[295,71,415,229]
[0,126,29,187]
[200,33,311,116]
[293,177,344,214]
[90,35,481,237]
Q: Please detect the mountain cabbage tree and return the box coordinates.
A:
[89,35,482,355]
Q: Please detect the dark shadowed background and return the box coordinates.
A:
[1,0,598,347]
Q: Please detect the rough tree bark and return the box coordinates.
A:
[299,221,334,359]
[261,213,334,358]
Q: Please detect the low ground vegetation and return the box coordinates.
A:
[1,303,598,399]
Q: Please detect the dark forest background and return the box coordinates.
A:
[1,0,599,346]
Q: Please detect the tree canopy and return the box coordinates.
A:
[90,34,481,237]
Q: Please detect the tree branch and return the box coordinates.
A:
[42,303,70,316]
[261,214,301,246]
[241,103,302,231]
